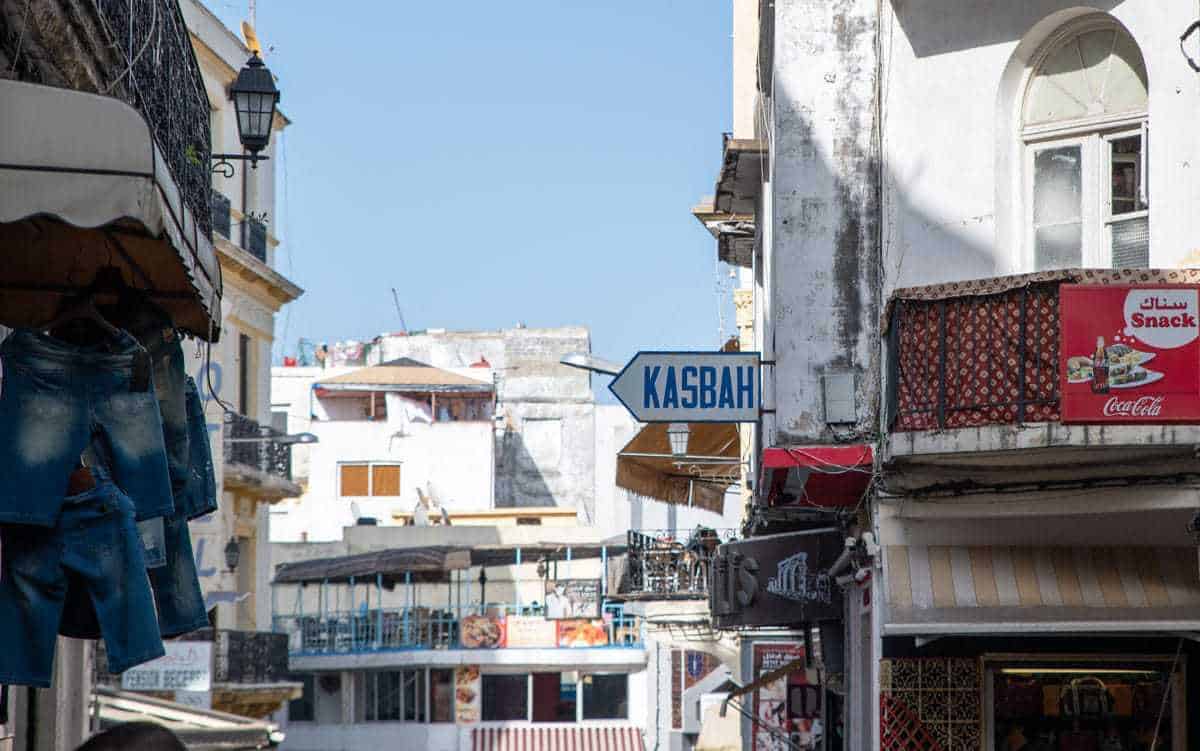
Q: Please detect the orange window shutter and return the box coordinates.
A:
[340,465,369,496]
[372,465,401,496]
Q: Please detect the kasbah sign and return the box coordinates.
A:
[1060,285,1200,422]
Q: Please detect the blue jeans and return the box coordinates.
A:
[0,482,164,686]
[180,376,218,519]
[0,329,174,525]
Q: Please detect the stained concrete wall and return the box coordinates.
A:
[765,0,880,446]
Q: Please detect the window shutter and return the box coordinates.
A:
[372,465,401,497]
[340,464,369,496]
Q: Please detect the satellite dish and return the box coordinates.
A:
[241,21,264,57]
[350,501,362,522]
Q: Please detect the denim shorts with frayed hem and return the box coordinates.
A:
[0,329,174,526]
[0,482,164,686]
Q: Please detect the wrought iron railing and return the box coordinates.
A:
[622,528,738,599]
[224,412,292,482]
[273,602,642,656]
[242,217,268,262]
[94,0,212,237]
[887,282,1062,431]
[211,191,232,239]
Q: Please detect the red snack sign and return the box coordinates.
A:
[1061,285,1200,422]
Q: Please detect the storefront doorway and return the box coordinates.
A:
[985,654,1185,751]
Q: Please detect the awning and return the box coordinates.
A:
[273,546,471,587]
[616,422,739,513]
[471,726,644,751]
[93,686,281,750]
[694,703,742,751]
[884,545,1200,635]
[762,444,873,508]
[0,79,221,339]
[470,541,627,567]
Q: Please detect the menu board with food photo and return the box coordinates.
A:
[460,614,506,649]
[544,579,601,619]
[1061,285,1200,422]
[454,666,481,724]
[555,619,610,648]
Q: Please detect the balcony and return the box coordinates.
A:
[273,602,643,657]
[884,269,1200,490]
[242,216,269,263]
[211,191,232,239]
[223,412,302,500]
[617,528,737,601]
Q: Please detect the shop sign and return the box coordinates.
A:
[1061,285,1200,422]
[460,615,506,649]
[609,351,761,423]
[544,578,601,619]
[121,642,211,692]
[556,619,609,647]
[505,615,557,648]
[710,531,844,629]
[751,642,806,751]
[454,666,480,724]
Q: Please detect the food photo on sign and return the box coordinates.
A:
[1060,286,1200,422]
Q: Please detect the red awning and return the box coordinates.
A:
[761,444,874,508]
[472,726,644,751]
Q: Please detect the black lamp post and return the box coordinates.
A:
[212,52,281,177]
[224,536,242,573]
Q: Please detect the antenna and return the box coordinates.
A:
[391,288,408,332]
[248,0,256,27]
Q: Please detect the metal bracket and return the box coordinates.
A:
[211,153,268,178]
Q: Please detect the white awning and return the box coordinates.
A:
[471,726,644,751]
[93,686,281,750]
[0,79,221,339]
[884,545,1200,635]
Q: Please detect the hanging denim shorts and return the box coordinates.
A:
[179,376,218,520]
[0,329,174,526]
[60,442,209,640]
[0,481,164,686]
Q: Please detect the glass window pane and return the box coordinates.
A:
[582,674,628,720]
[372,465,401,497]
[340,464,369,496]
[1033,146,1083,270]
[431,669,454,723]
[403,669,425,722]
[482,674,528,721]
[1112,215,1149,269]
[1024,27,1147,126]
[1111,135,1145,215]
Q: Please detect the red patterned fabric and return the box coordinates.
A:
[894,283,1059,431]
[881,695,944,751]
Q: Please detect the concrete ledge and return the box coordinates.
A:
[225,463,303,501]
[887,422,1200,464]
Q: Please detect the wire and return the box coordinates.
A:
[1149,638,1183,751]
[99,0,159,95]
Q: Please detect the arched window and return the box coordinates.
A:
[1022,19,1148,271]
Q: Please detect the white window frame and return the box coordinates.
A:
[1018,16,1148,272]
[336,461,402,499]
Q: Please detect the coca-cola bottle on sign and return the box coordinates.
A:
[1091,336,1109,394]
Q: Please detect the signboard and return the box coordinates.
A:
[505,616,558,648]
[609,351,761,423]
[711,531,844,629]
[555,620,610,647]
[1061,285,1200,422]
[545,579,601,619]
[121,642,212,692]
[454,666,480,724]
[460,615,505,649]
[751,642,806,751]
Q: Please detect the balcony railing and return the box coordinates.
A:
[211,191,232,239]
[620,527,738,600]
[224,412,292,482]
[242,217,268,263]
[94,0,212,237]
[273,602,642,656]
[887,280,1061,431]
[96,628,289,686]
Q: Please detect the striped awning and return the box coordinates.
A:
[885,546,1200,635]
[471,726,644,751]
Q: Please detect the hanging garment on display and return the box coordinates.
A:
[0,477,163,686]
[179,376,218,519]
[1060,677,1115,719]
[0,328,174,526]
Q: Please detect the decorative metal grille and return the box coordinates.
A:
[211,191,232,238]
[93,0,213,237]
[242,216,268,262]
[622,528,737,599]
[880,658,982,751]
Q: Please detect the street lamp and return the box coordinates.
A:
[224,536,241,573]
[667,422,691,456]
[212,52,281,177]
[559,352,623,376]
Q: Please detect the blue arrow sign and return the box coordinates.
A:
[608,351,761,423]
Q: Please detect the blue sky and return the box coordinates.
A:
[206,1,734,368]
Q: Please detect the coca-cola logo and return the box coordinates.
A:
[1102,395,1164,417]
